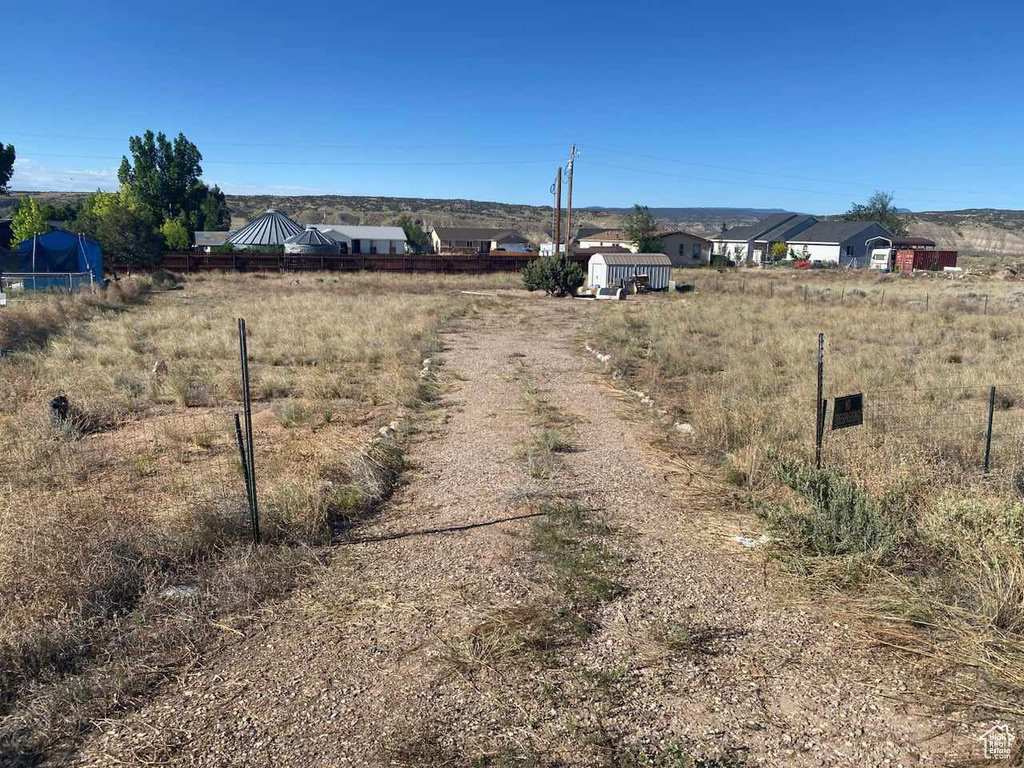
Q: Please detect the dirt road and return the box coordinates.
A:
[71,301,974,766]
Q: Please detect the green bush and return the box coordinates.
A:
[522,255,584,297]
[758,458,917,561]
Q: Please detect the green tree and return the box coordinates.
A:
[522,255,584,297]
[769,241,789,261]
[0,142,14,194]
[161,217,191,250]
[623,204,663,252]
[396,215,428,252]
[199,184,231,231]
[11,197,48,244]
[117,130,208,230]
[73,191,164,270]
[844,190,909,237]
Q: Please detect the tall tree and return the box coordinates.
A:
[396,215,428,252]
[0,142,14,194]
[118,130,207,229]
[844,190,909,236]
[199,184,231,231]
[73,191,164,270]
[623,204,663,252]
[11,197,48,244]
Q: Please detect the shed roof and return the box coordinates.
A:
[227,209,303,246]
[194,231,231,247]
[593,252,672,266]
[789,221,892,244]
[314,224,407,241]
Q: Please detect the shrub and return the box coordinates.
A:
[522,255,584,297]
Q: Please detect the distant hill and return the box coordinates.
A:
[2,192,1023,259]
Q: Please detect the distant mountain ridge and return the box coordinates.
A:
[2,192,1022,258]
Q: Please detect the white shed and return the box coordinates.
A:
[587,253,672,291]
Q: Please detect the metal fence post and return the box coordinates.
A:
[238,318,261,545]
[815,333,825,469]
[841,286,845,305]
[804,285,808,304]
[984,295,989,315]
[984,385,996,474]
[880,290,885,307]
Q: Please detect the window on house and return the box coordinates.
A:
[692,243,701,260]
[844,245,855,257]
[678,243,685,256]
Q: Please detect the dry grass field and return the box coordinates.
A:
[588,268,1024,708]
[0,271,516,760]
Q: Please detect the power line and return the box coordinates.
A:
[9,132,565,151]
[582,159,986,209]
[585,145,987,199]
[23,152,558,168]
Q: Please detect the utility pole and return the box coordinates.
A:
[553,167,562,256]
[565,143,577,259]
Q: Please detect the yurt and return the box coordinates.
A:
[283,226,341,257]
[226,209,303,249]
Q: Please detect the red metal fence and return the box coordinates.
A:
[109,250,590,275]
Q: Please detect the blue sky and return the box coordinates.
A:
[5,0,1022,213]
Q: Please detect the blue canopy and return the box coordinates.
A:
[4,229,104,289]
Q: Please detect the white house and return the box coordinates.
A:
[587,253,672,291]
[786,221,895,267]
[710,213,817,264]
[578,229,634,250]
[313,225,407,255]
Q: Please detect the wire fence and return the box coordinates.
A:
[0,410,254,532]
[822,382,1024,492]
[0,321,269,546]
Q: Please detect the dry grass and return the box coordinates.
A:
[588,276,1024,709]
[0,270,508,761]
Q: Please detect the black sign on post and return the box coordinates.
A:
[832,393,864,430]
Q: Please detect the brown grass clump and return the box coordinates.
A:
[0,270,502,760]
[589,273,1024,706]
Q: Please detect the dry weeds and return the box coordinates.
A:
[589,276,1024,711]
[0,270,505,761]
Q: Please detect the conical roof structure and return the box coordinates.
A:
[284,225,341,255]
[227,209,303,247]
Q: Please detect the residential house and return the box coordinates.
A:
[710,213,818,264]
[787,221,895,267]
[313,225,407,254]
[430,226,529,254]
[578,229,711,266]
[193,231,231,252]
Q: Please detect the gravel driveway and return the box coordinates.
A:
[69,299,981,766]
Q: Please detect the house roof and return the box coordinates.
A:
[432,226,519,242]
[227,209,303,246]
[594,253,673,266]
[579,229,630,242]
[493,231,528,244]
[314,224,407,241]
[712,213,802,242]
[789,221,892,244]
[194,231,231,247]
[753,214,817,243]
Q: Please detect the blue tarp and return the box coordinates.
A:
[3,229,104,289]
